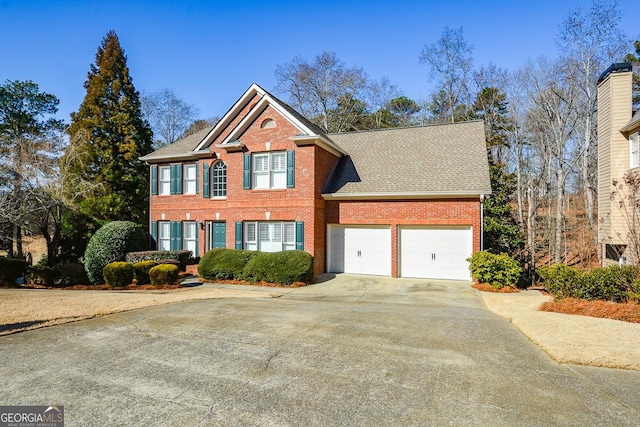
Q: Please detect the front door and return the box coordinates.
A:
[206,221,226,251]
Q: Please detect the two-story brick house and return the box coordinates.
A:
[140,84,491,280]
[597,63,640,265]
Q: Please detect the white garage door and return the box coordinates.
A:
[328,226,391,276]
[400,226,472,280]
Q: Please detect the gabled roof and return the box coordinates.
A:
[139,126,214,162]
[323,121,492,199]
[194,83,346,156]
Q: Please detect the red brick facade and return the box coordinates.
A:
[147,89,485,279]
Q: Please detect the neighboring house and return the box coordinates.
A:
[597,63,640,265]
[140,84,491,280]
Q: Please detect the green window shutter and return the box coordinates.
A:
[235,221,243,250]
[203,163,210,198]
[170,165,177,194]
[287,151,295,188]
[194,223,199,257]
[243,153,251,190]
[151,165,158,195]
[151,221,158,250]
[170,221,183,250]
[195,164,199,194]
[176,164,183,194]
[295,221,304,250]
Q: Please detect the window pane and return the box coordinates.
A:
[159,222,171,250]
[259,223,270,241]
[245,222,256,242]
[284,223,295,244]
[254,154,269,172]
[184,164,197,194]
[271,153,286,171]
[273,223,282,242]
[213,162,227,197]
[271,170,286,188]
[159,166,171,195]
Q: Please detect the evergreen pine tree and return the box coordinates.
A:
[67,30,152,228]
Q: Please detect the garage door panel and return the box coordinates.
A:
[329,226,391,276]
[400,227,472,280]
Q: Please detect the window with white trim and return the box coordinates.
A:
[183,221,197,255]
[159,166,171,195]
[631,132,639,169]
[252,152,286,189]
[212,161,227,198]
[184,164,197,194]
[244,221,295,252]
[158,221,171,251]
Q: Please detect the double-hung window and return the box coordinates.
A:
[184,164,197,194]
[158,221,171,250]
[159,166,171,195]
[252,152,286,189]
[183,222,197,255]
[631,132,639,169]
[243,221,298,252]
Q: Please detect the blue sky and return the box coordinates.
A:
[1,0,638,123]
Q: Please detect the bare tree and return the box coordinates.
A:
[141,88,199,147]
[275,51,373,133]
[556,0,629,263]
[609,170,640,264]
[419,26,474,123]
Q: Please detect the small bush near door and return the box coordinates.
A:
[198,248,258,280]
[467,251,522,290]
[149,264,179,285]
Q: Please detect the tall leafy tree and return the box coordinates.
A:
[0,80,64,258]
[66,30,152,230]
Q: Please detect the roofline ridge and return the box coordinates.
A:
[326,119,483,136]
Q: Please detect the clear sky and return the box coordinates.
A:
[1,0,638,124]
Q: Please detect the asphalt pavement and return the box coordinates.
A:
[1,274,639,426]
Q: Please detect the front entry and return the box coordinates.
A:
[205,221,226,251]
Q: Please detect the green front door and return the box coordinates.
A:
[213,222,226,249]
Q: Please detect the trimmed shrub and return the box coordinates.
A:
[242,250,314,285]
[537,264,584,299]
[125,250,192,271]
[0,257,29,284]
[467,251,522,289]
[133,260,158,285]
[103,262,134,288]
[149,264,179,285]
[84,221,149,284]
[538,264,640,302]
[198,248,258,280]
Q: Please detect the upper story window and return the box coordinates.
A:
[253,152,286,189]
[159,166,171,195]
[631,132,639,169]
[184,164,198,194]
[212,161,227,198]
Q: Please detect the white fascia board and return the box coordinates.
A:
[322,191,490,200]
[220,96,270,145]
[139,150,214,164]
[292,135,347,157]
[194,83,266,151]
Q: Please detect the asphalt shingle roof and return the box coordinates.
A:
[140,126,214,161]
[324,121,492,196]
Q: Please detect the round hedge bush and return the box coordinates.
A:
[103,261,134,288]
[84,221,149,284]
[149,264,179,286]
[133,260,158,285]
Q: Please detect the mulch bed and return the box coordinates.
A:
[471,282,519,293]
[199,278,308,288]
[540,298,640,323]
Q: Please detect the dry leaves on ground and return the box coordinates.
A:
[540,298,640,323]
[472,282,519,293]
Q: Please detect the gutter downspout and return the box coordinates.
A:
[480,194,485,251]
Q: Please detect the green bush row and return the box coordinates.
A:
[125,250,193,271]
[102,260,178,288]
[0,257,29,283]
[467,251,522,289]
[198,248,314,285]
[537,264,640,303]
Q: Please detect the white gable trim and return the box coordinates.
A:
[194,83,267,151]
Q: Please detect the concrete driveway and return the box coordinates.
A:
[1,274,639,426]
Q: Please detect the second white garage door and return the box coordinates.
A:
[328,226,391,276]
[400,226,472,280]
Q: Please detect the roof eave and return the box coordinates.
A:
[322,190,491,200]
[139,150,215,163]
[292,134,346,157]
